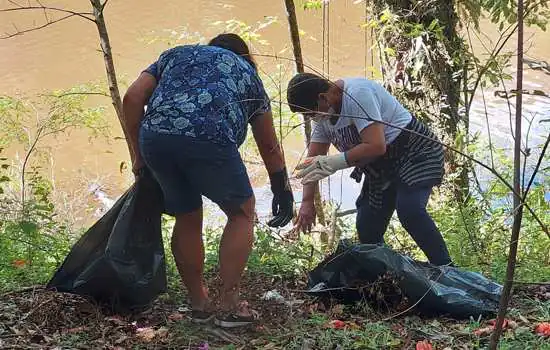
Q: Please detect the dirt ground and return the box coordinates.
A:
[0,273,548,349]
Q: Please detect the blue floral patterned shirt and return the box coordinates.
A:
[141,45,271,146]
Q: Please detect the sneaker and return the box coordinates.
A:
[214,312,257,328]
[214,302,259,328]
[191,310,215,324]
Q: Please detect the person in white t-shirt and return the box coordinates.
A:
[287,72,453,266]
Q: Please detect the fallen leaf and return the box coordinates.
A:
[136,327,156,342]
[473,326,494,336]
[488,318,510,329]
[167,312,184,321]
[416,340,433,350]
[12,259,27,268]
[65,326,87,334]
[474,318,515,336]
[328,320,346,329]
[535,322,550,337]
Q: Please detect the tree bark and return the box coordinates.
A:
[283,0,325,225]
[89,0,124,135]
[283,0,310,140]
[489,0,524,348]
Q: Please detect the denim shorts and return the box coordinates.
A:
[138,128,253,215]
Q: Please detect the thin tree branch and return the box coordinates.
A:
[522,132,550,201]
[100,0,109,13]
[46,92,110,98]
[490,0,525,346]
[1,14,81,39]
[0,5,95,22]
[466,1,540,114]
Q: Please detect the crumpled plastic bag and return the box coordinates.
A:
[47,169,166,313]
[307,240,502,318]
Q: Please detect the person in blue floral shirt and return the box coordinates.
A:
[121,33,294,327]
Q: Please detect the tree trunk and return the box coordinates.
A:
[283,0,325,225]
[89,0,124,134]
[489,0,524,348]
[370,0,467,198]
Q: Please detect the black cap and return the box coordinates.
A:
[286,73,329,113]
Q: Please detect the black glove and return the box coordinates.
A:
[267,167,294,227]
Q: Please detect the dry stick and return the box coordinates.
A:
[0,13,81,39]
[489,0,524,347]
[0,4,95,21]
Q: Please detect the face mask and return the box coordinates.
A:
[310,106,337,123]
[311,114,325,123]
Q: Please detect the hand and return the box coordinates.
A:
[267,168,294,227]
[296,153,349,184]
[294,200,316,234]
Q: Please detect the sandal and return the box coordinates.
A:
[214,301,259,328]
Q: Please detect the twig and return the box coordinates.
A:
[0,5,95,22]
[512,281,550,286]
[489,0,525,347]
[100,0,109,12]
[0,13,80,39]
[203,325,241,344]
[46,92,110,98]
[19,297,54,321]
[20,124,45,212]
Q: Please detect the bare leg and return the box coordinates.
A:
[218,196,255,313]
[172,207,209,310]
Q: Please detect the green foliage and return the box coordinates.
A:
[302,0,323,10]
[0,84,109,291]
[0,84,108,149]
[429,144,550,283]
[458,0,550,30]
[211,17,278,46]
[0,162,77,290]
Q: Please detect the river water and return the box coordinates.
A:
[1,0,548,224]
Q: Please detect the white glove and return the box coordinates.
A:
[296,153,350,184]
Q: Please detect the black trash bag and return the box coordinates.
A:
[47,169,167,313]
[307,240,502,319]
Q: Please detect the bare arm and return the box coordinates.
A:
[345,123,386,166]
[251,110,295,227]
[122,72,157,172]
[250,110,285,173]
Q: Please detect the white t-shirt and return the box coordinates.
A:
[310,78,412,152]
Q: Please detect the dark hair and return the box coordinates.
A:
[287,73,330,113]
[208,33,257,70]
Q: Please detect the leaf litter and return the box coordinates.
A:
[0,274,548,349]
